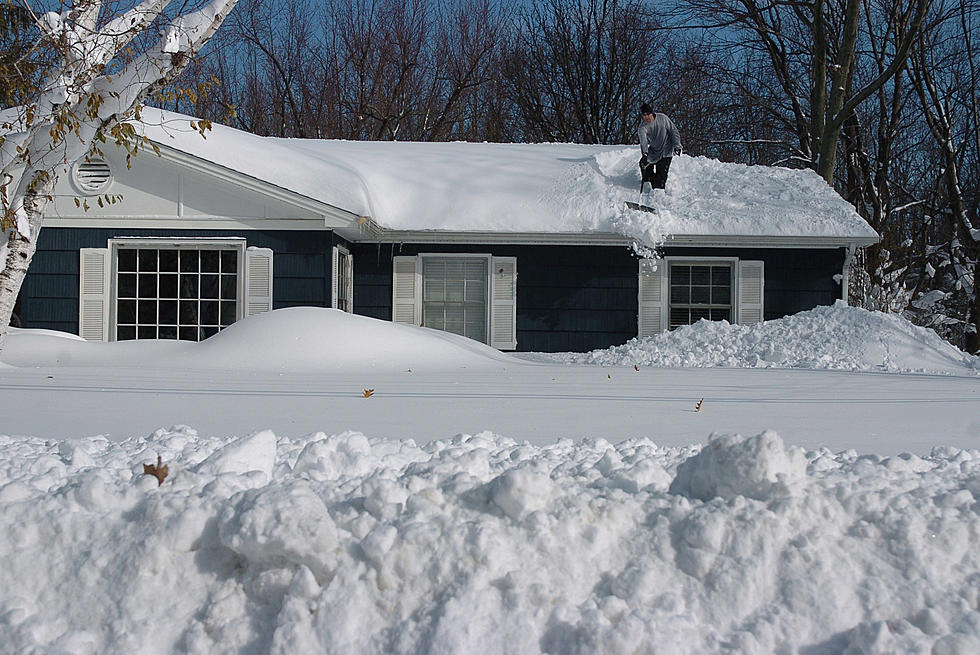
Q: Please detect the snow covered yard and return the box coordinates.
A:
[1,305,979,653]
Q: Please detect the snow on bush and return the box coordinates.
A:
[1,428,979,654]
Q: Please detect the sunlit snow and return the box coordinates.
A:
[1,306,979,654]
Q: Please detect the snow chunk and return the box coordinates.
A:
[490,467,554,520]
[218,479,339,582]
[194,430,277,482]
[669,431,806,501]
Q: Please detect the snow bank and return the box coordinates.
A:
[1,306,515,372]
[527,302,980,376]
[1,428,978,654]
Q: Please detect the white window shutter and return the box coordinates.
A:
[738,260,765,325]
[245,247,274,316]
[490,256,517,350]
[331,246,340,309]
[78,248,110,341]
[638,258,667,336]
[392,256,420,324]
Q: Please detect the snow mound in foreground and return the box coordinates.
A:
[1,307,515,371]
[0,428,978,654]
[528,302,980,375]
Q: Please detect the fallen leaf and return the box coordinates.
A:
[143,455,168,486]
[363,389,375,397]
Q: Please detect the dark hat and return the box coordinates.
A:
[640,103,653,115]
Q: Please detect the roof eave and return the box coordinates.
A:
[357,227,880,249]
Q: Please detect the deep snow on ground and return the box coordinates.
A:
[524,302,980,376]
[1,306,980,654]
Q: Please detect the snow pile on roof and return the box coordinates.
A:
[0,307,512,372]
[135,108,876,244]
[1,427,979,653]
[526,302,980,376]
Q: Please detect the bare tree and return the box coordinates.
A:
[674,0,934,182]
[0,0,239,350]
[503,0,666,144]
[906,0,980,352]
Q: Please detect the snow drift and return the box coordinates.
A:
[526,302,980,376]
[1,428,978,654]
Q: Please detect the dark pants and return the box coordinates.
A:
[641,156,672,190]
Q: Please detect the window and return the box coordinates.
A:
[422,257,489,343]
[638,258,763,337]
[332,246,354,313]
[668,263,732,328]
[391,254,517,350]
[113,241,243,341]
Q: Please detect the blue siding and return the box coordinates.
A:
[20,228,847,353]
[351,243,846,352]
[20,228,339,335]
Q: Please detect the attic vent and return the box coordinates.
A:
[72,159,113,194]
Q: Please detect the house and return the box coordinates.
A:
[18,108,878,352]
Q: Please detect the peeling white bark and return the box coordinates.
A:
[0,0,238,351]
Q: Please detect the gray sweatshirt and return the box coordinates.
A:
[638,113,682,161]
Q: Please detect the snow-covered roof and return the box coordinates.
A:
[136,108,878,247]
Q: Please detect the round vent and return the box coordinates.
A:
[72,159,113,194]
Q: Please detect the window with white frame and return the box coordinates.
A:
[391,254,517,350]
[422,256,488,343]
[78,240,274,342]
[638,257,763,336]
[114,241,242,341]
[668,262,732,328]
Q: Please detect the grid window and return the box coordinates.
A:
[669,263,732,329]
[115,245,240,341]
[422,257,488,343]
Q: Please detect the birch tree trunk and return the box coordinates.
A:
[0,0,239,353]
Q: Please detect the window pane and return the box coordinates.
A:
[220,275,237,300]
[138,300,156,323]
[159,326,178,340]
[159,300,177,324]
[424,280,444,302]
[159,274,178,298]
[200,325,219,340]
[180,275,199,299]
[117,325,135,341]
[179,327,197,341]
[714,286,731,304]
[220,301,236,325]
[117,249,136,271]
[712,267,730,286]
[670,285,689,304]
[201,250,220,273]
[446,279,464,302]
[201,300,219,324]
[179,300,198,324]
[180,250,199,272]
[138,249,157,272]
[138,325,157,339]
[221,250,237,272]
[138,274,156,298]
[691,266,711,285]
[201,274,219,298]
[691,285,710,304]
[159,250,178,272]
[118,274,137,298]
[118,300,136,323]
[671,265,689,285]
